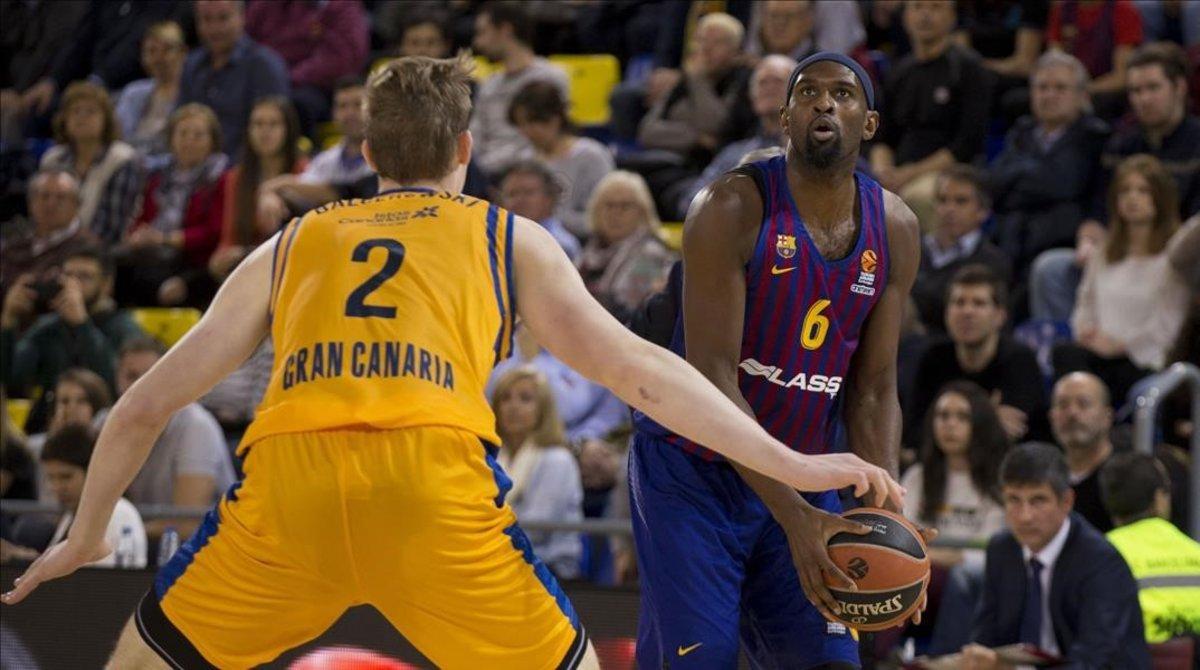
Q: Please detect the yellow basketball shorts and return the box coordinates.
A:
[134,427,586,669]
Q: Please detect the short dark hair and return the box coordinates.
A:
[1127,41,1189,84]
[937,163,992,211]
[479,0,534,47]
[1000,442,1070,497]
[947,263,1008,307]
[498,159,563,201]
[65,243,115,278]
[40,423,96,470]
[1100,452,1168,520]
[333,75,366,96]
[508,80,572,130]
[119,335,167,360]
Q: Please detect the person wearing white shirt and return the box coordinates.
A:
[42,424,147,569]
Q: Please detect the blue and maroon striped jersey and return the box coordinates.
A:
[634,155,890,459]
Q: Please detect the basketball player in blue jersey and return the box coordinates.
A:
[630,52,931,668]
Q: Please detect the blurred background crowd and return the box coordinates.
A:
[1,0,1198,663]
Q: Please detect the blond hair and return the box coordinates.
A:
[366,55,473,183]
[697,12,745,46]
[585,170,661,235]
[166,104,222,162]
[490,367,567,448]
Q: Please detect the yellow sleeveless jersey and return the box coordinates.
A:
[239,187,516,453]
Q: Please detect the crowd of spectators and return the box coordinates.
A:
[1,0,1198,664]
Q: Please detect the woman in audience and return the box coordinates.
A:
[902,381,1008,570]
[119,104,228,308]
[577,171,677,322]
[509,81,614,237]
[1057,154,1189,404]
[491,366,583,580]
[114,20,187,157]
[39,81,143,245]
[902,380,1008,656]
[210,97,305,281]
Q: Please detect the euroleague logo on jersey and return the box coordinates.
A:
[851,249,878,296]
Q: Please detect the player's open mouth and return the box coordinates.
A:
[810,118,838,141]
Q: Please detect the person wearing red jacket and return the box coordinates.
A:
[118,104,228,308]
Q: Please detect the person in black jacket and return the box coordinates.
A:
[912,164,1012,333]
[960,442,1150,670]
[990,51,1109,280]
[905,264,1048,452]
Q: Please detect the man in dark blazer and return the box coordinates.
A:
[960,443,1150,669]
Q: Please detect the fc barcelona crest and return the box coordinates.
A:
[776,234,797,259]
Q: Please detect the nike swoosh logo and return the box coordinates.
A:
[771,265,796,275]
[677,642,703,656]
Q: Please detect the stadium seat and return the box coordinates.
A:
[548,54,621,127]
[1149,636,1196,670]
[6,397,31,432]
[658,222,683,251]
[132,308,202,348]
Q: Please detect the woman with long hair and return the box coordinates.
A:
[1058,153,1190,404]
[902,380,1008,569]
[490,366,583,580]
[210,97,305,280]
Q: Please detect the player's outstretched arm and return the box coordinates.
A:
[511,214,902,504]
[2,235,276,605]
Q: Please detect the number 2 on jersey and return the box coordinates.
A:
[800,299,832,350]
[345,238,406,318]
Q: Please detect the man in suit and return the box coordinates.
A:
[961,442,1150,669]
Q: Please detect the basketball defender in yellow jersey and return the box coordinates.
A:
[3,56,903,669]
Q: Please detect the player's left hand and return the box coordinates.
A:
[1,538,110,605]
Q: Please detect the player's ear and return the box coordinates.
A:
[361,139,378,172]
[862,110,880,141]
[457,130,473,167]
[779,105,789,134]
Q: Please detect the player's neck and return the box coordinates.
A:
[379,176,459,195]
[786,153,857,225]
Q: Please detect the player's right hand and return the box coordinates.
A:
[779,501,873,623]
[1,538,110,605]
[792,452,904,509]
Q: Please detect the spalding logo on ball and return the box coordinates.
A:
[823,508,930,631]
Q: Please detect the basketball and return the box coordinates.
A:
[288,646,417,670]
[823,508,931,631]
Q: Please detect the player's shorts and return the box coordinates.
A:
[135,426,588,669]
[629,433,859,669]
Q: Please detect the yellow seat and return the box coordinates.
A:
[6,398,32,432]
[549,54,620,127]
[658,222,683,251]
[132,308,203,349]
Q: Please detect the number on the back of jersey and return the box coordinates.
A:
[345,238,406,318]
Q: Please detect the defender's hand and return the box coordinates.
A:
[2,538,110,605]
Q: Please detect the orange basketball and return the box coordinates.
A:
[288,646,417,670]
[822,508,930,631]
